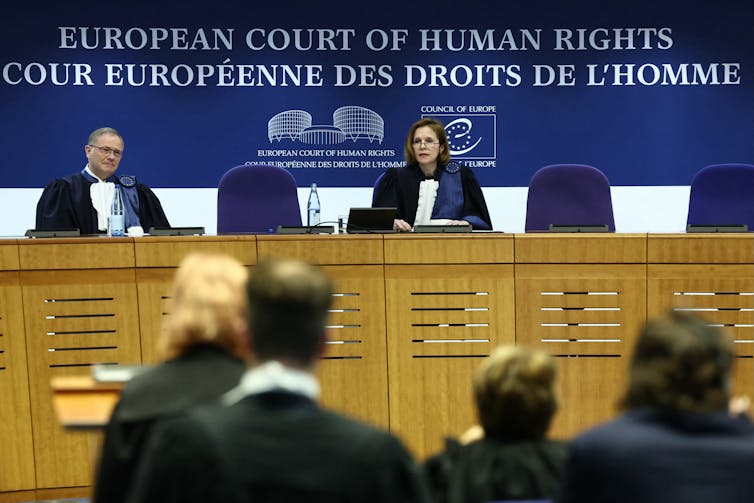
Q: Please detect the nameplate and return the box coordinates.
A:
[148,226,205,236]
[413,224,472,233]
[25,228,81,238]
[548,224,610,233]
[686,224,748,233]
[276,225,335,234]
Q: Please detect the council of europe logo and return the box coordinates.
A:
[268,106,384,145]
[423,113,496,159]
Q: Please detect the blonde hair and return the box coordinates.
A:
[158,253,248,360]
[473,345,558,439]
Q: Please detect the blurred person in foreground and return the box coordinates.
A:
[372,117,492,231]
[559,310,754,503]
[423,345,567,503]
[127,259,431,503]
[94,252,248,503]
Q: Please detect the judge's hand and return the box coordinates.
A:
[394,219,412,232]
[459,425,484,444]
[446,220,470,226]
[730,395,751,417]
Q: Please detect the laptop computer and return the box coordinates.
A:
[346,207,397,233]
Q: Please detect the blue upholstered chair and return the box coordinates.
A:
[524,164,615,232]
[686,163,754,231]
[217,164,301,234]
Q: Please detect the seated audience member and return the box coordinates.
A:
[36,127,170,234]
[372,117,492,231]
[559,311,754,503]
[94,253,248,503]
[423,345,567,503]
[127,259,432,503]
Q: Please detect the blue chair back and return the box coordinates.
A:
[217,164,301,234]
[687,163,754,230]
[525,164,615,232]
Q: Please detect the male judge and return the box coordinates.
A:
[35,127,169,234]
[127,259,431,503]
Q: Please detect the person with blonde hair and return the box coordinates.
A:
[424,345,567,503]
[94,252,248,503]
[128,259,432,503]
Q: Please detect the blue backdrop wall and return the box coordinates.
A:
[1,0,752,189]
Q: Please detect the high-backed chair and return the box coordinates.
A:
[217,164,301,234]
[686,163,754,231]
[525,164,615,232]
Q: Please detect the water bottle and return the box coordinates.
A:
[307,183,321,226]
[108,185,125,237]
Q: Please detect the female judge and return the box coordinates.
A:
[372,118,492,231]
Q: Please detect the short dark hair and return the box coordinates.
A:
[473,345,558,440]
[246,259,333,366]
[621,310,734,414]
[403,118,450,166]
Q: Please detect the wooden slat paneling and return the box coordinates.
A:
[385,264,515,458]
[317,265,389,429]
[21,269,141,489]
[0,271,35,492]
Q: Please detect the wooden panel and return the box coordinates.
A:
[0,241,19,270]
[515,264,646,437]
[134,268,176,364]
[0,272,35,492]
[317,265,389,429]
[514,233,646,263]
[384,233,513,264]
[550,356,628,438]
[134,235,257,267]
[18,238,134,270]
[647,262,754,401]
[257,234,383,265]
[51,376,123,429]
[648,234,754,264]
[385,264,515,458]
[21,269,141,489]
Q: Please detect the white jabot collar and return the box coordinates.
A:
[86,165,115,231]
[222,360,320,406]
[414,179,439,226]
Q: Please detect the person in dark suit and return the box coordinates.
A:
[126,259,432,503]
[558,310,754,503]
[423,345,567,503]
[372,117,492,231]
[94,252,249,503]
[35,127,169,234]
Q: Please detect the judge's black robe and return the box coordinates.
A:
[94,345,245,503]
[423,436,568,503]
[127,391,433,503]
[372,163,492,230]
[36,172,170,234]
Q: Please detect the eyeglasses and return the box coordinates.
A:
[88,144,123,158]
[412,139,440,147]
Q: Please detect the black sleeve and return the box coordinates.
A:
[366,434,434,503]
[35,180,78,230]
[126,416,226,503]
[93,403,153,503]
[372,169,398,208]
[460,167,493,230]
[136,184,170,229]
